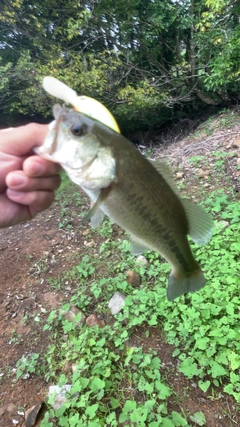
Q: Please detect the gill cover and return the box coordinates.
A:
[43,76,120,133]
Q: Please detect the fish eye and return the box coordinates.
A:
[70,124,84,136]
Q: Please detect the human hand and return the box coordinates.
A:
[0,123,61,228]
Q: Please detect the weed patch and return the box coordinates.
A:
[15,175,240,425]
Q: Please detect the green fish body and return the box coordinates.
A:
[36,105,214,301]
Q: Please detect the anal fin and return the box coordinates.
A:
[130,236,151,255]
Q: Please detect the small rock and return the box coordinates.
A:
[84,240,95,247]
[176,172,184,179]
[48,385,72,411]
[71,362,88,375]
[86,314,105,328]
[136,255,149,267]
[223,140,230,147]
[126,270,141,288]
[0,404,18,418]
[237,158,240,167]
[217,220,229,233]
[72,364,78,373]
[197,169,209,178]
[233,137,240,148]
[63,360,72,374]
[60,305,86,327]
[108,292,126,315]
[25,402,44,427]
[125,339,138,351]
[6,403,18,414]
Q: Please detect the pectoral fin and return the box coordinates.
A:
[149,159,177,193]
[82,187,109,224]
[91,207,105,228]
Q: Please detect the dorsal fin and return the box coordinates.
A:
[149,159,214,246]
[148,159,178,194]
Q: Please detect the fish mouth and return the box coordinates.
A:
[63,155,97,172]
[49,116,62,155]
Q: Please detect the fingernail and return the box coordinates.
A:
[8,172,26,188]
[7,189,23,199]
[30,160,44,176]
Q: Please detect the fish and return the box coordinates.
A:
[35,102,214,301]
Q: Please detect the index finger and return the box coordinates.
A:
[0,123,49,157]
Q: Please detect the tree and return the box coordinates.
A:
[0,0,239,131]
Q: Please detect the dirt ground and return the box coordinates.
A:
[0,116,240,426]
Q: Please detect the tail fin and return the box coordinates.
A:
[167,269,206,301]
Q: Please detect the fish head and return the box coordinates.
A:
[37,104,100,168]
[35,104,117,190]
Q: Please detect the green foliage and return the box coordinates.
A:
[16,353,40,380]
[1,0,240,130]
[189,412,206,426]
[0,57,11,93]
[40,317,186,426]
[188,156,205,166]
[162,193,240,401]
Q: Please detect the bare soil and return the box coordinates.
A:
[0,114,240,426]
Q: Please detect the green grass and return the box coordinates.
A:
[16,173,240,426]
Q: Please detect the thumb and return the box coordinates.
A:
[0,123,49,156]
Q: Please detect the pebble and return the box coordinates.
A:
[217,220,229,233]
[24,401,44,427]
[126,270,141,288]
[197,168,209,178]
[60,305,86,327]
[48,385,72,411]
[176,172,184,179]
[233,137,240,148]
[84,240,95,247]
[86,314,105,328]
[136,255,149,267]
[108,292,126,315]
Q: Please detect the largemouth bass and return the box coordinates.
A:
[36,104,214,301]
